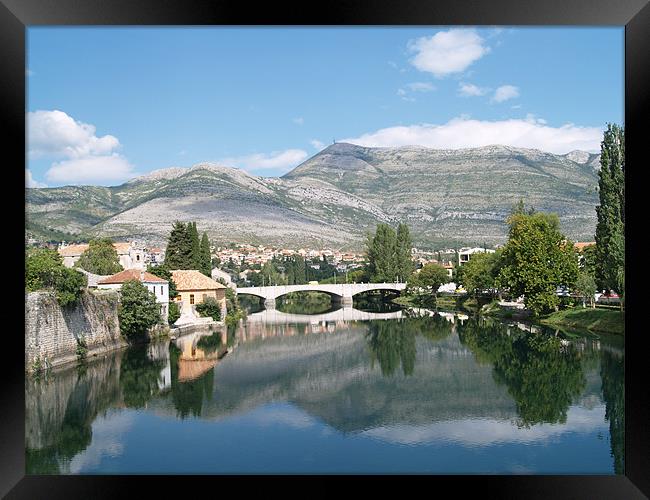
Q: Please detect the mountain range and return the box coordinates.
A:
[26,143,601,250]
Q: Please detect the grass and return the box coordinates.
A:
[540,307,624,335]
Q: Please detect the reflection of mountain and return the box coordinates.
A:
[148,325,523,432]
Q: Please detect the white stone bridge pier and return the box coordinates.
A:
[236,282,407,309]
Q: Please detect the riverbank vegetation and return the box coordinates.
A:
[540,308,624,335]
[117,280,162,340]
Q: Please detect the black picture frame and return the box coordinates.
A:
[3,0,648,497]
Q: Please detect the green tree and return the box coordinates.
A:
[189,222,201,270]
[395,223,414,282]
[164,221,193,270]
[575,271,597,308]
[75,238,122,275]
[199,232,212,276]
[117,280,162,340]
[409,263,449,295]
[26,248,87,306]
[497,211,579,315]
[366,223,397,282]
[580,244,597,276]
[455,250,502,298]
[595,123,625,294]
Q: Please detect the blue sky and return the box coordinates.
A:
[26,27,624,187]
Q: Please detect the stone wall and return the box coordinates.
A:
[25,289,127,372]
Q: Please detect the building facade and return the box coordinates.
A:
[171,270,227,321]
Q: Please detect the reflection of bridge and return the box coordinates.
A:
[245,307,404,325]
[236,283,407,308]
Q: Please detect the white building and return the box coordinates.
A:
[211,267,236,289]
[97,268,169,323]
[457,247,496,266]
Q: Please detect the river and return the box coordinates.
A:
[25,300,624,474]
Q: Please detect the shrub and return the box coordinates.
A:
[195,297,221,322]
[168,301,181,324]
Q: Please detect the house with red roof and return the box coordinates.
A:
[97,268,169,324]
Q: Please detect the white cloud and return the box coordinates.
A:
[292,117,304,125]
[27,109,137,185]
[458,82,489,97]
[405,82,435,92]
[28,110,120,159]
[26,169,47,188]
[407,29,490,78]
[310,139,325,151]
[492,85,520,103]
[219,149,309,173]
[362,405,607,448]
[341,115,604,154]
[46,154,136,185]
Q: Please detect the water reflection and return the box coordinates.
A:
[25,309,624,474]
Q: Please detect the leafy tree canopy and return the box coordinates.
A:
[75,238,122,275]
[118,279,161,339]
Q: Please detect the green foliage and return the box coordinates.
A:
[118,279,162,339]
[168,301,181,324]
[580,244,597,276]
[147,264,177,298]
[575,271,597,307]
[75,336,88,360]
[164,221,194,270]
[169,343,213,418]
[119,346,166,408]
[497,211,579,315]
[199,232,212,277]
[595,123,625,294]
[600,349,625,473]
[75,238,122,275]
[25,248,87,306]
[195,296,221,322]
[458,318,586,426]
[455,250,502,297]
[409,262,449,294]
[366,223,414,282]
[189,222,201,269]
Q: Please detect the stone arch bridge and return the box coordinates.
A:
[236,283,407,308]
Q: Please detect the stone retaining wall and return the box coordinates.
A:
[25,290,127,372]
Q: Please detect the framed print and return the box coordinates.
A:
[2,0,649,497]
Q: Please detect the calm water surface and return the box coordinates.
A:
[25,304,624,474]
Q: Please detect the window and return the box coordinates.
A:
[203,294,208,302]
[190,294,194,305]
[160,286,163,295]
[137,255,140,261]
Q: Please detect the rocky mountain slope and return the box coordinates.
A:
[26,144,601,250]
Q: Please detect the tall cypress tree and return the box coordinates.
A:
[164,221,193,270]
[188,222,201,270]
[595,123,625,293]
[396,223,414,282]
[367,223,397,282]
[199,232,211,277]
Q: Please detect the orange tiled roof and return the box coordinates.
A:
[58,244,90,257]
[171,269,226,291]
[97,268,167,284]
[574,242,596,251]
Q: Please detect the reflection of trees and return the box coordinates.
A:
[600,349,624,474]
[366,315,452,377]
[120,347,166,408]
[169,344,214,418]
[458,319,586,427]
[277,292,333,314]
[26,354,122,474]
[196,331,223,354]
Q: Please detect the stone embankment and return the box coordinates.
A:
[25,289,126,372]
